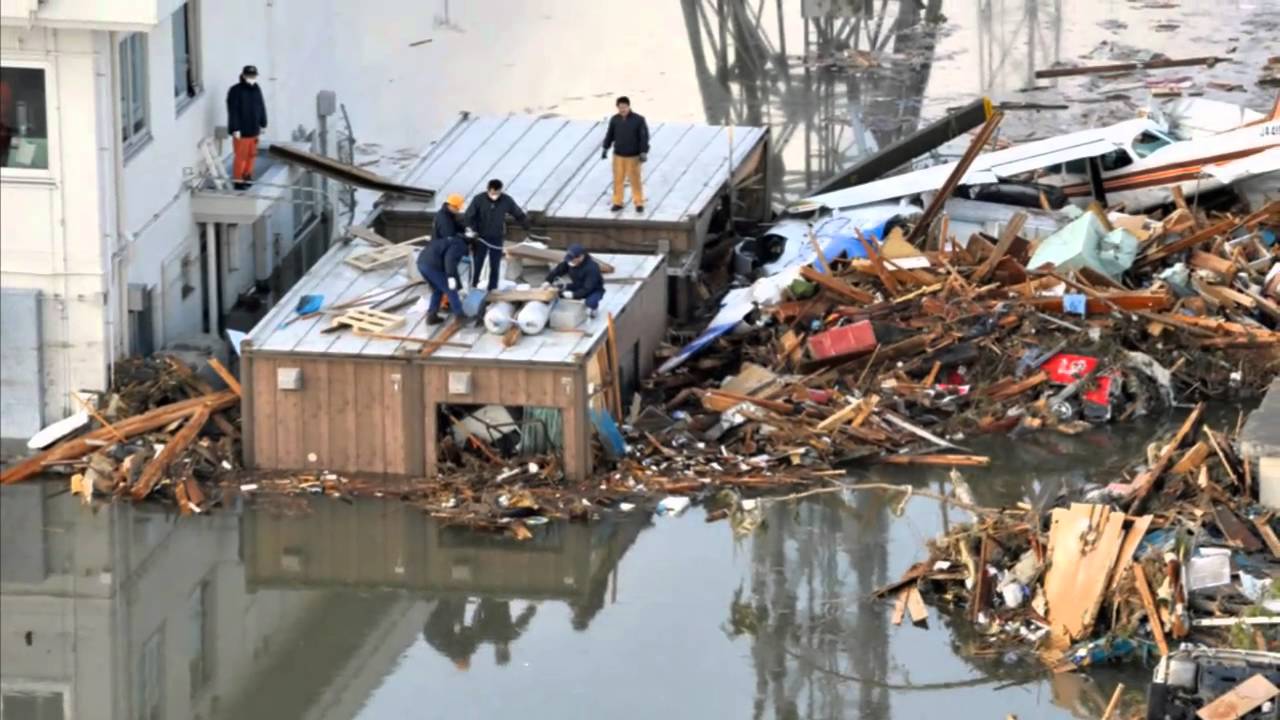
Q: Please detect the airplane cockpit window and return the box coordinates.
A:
[1100,148,1134,172]
[1132,129,1175,158]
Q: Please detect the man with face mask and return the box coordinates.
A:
[465,178,530,291]
[543,244,605,319]
[226,65,268,190]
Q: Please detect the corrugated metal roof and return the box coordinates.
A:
[392,113,767,225]
[246,238,663,365]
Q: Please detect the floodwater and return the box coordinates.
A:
[4,0,1276,717]
[3,414,1221,720]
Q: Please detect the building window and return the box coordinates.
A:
[0,689,66,719]
[172,2,200,111]
[120,33,150,154]
[137,627,164,720]
[0,66,50,171]
[188,579,214,697]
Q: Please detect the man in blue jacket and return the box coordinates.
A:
[544,244,605,318]
[601,96,650,213]
[225,65,268,190]
[465,178,530,291]
[419,193,472,325]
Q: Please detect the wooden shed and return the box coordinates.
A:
[241,240,667,483]
[374,113,771,316]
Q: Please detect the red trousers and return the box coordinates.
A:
[232,136,258,181]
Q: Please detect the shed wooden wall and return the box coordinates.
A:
[244,354,419,477]
[606,258,669,398]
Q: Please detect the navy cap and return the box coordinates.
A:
[565,243,586,260]
[242,65,259,76]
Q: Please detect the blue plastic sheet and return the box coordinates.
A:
[1062,293,1088,316]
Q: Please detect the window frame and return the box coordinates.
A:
[118,32,152,160]
[0,59,55,181]
[172,1,202,115]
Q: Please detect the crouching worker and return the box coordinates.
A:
[544,244,605,319]
[418,193,473,325]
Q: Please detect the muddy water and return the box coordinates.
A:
[3,1,1273,717]
[1,415,1202,720]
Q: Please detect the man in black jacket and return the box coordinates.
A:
[544,244,605,318]
[225,65,268,190]
[601,96,649,213]
[465,179,530,291]
[418,193,472,325]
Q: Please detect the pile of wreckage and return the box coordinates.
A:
[626,94,1279,494]
[871,403,1278,677]
[0,356,242,513]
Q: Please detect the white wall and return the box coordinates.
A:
[118,0,338,347]
[1,0,183,32]
[0,26,112,430]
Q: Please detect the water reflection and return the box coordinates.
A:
[0,487,647,720]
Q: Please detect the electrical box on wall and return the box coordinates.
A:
[277,367,302,390]
[447,371,471,395]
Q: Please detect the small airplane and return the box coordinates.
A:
[791,95,1280,214]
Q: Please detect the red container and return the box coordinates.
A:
[1043,353,1099,384]
[807,320,877,361]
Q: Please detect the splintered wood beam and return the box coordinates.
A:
[130,404,213,500]
[207,357,241,396]
[905,110,1005,247]
[972,212,1027,283]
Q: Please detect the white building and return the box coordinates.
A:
[0,0,341,447]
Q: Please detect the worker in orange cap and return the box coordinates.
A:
[417,193,474,324]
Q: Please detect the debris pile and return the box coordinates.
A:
[877,404,1278,673]
[0,355,242,514]
[630,200,1279,488]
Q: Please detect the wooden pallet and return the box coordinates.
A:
[345,244,416,271]
[331,308,405,333]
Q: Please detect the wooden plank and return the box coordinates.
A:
[505,242,616,273]
[1252,517,1280,559]
[1101,684,1125,720]
[1133,564,1169,656]
[384,364,407,475]
[487,287,560,303]
[1044,503,1127,647]
[347,224,393,247]
[329,361,356,473]
[1189,249,1237,276]
[891,588,909,625]
[798,265,876,304]
[345,243,415,271]
[606,313,624,419]
[354,363,385,474]
[972,211,1027,282]
[905,586,928,624]
[905,110,1004,246]
[1137,216,1235,267]
[1196,674,1280,720]
[300,360,329,471]
[129,405,212,500]
[252,358,278,469]
[1129,403,1204,510]
[274,360,304,470]
[207,357,242,396]
[1109,515,1155,592]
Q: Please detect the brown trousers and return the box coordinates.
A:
[611,154,644,207]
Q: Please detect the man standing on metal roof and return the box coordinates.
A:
[602,96,649,214]
[465,179,530,291]
[543,244,605,319]
[419,193,473,325]
[226,64,268,190]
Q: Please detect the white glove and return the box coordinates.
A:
[464,228,477,239]
[447,278,458,290]
[541,281,551,289]
[561,290,576,299]
[232,131,241,139]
